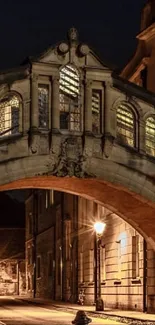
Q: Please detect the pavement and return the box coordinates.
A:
[0,297,124,325]
[16,296,155,324]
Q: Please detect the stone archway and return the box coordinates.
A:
[0,175,155,250]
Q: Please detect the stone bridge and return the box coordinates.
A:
[0,28,155,249]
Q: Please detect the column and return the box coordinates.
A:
[84,79,92,134]
[52,76,60,131]
[31,73,38,130]
[139,119,146,153]
[104,81,113,136]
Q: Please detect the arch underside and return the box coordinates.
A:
[0,174,155,250]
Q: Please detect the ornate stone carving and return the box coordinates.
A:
[79,44,89,56]
[103,134,115,158]
[30,134,39,154]
[47,136,93,178]
[68,27,78,42]
[58,42,69,54]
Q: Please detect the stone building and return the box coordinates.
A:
[1,0,155,314]
[121,0,155,93]
[25,189,155,313]
[0,191,26,296]
[0,228,26,296]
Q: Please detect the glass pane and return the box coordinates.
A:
[59,65,80,131]
[117,103,135,147]
[0,95,20,136]
[92,90,101,134]
[38,85,49,129]
[146,116,155,156]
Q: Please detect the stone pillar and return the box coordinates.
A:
[52,76,60,131]
[31,73,38,130]
[139,119,146,153]
[146,244,155,313]
[105,81,114,136]
[84,80,92,134]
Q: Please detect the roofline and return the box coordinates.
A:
[112,72,155,106]
[27,38,116,71]
[0,64,30,76]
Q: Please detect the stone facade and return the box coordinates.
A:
[0,25,155,249]
[121,0,155,93]
[0,228,26,295]
[25,189,155,313]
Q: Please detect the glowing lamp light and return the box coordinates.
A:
[94,221,106,235]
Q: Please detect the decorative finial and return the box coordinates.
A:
[68,27,78,43]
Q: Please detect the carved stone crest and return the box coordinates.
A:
[47,136,93,178]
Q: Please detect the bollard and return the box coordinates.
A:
[72,310,92,325]
[96,297,104,311]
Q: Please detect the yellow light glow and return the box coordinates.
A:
[94,221,106,235]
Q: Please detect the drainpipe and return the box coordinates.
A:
[143,238,147,313]
[61,192,64,301]
[75,195,79,303]
[53,223,56,300]
[33,190,37,298]
[17,261,20,295]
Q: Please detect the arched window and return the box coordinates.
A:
[0,94,20,137]
[59,65,81,131]
[145,116,155,156]
[116,103,135,147]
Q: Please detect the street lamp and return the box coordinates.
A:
[94,221,106,311]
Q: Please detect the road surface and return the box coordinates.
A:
[0,297,124,325]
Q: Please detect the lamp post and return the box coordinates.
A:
[94,221,106,311]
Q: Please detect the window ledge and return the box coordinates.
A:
[145,153,155,163]
[116,140,138,153]
[38,128,50,135]
[0,132,22,145]
[88,282,94,286]
[131,278,141,284]
[60,130,83,136]
[101,281,106,285]
[79,282,85,287]
[92,133,103,139]
[114,280,121,285]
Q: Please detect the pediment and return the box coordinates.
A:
[86,51,109,69]
[35,43,109,71]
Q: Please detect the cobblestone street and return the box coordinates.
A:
[0,297,124,325]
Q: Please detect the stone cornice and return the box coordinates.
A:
[136,22,155,41]
[112,72,155,106]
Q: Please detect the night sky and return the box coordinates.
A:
[0,0,146,71]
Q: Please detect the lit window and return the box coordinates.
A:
[0,94,20,137]
[59,65,81,131]
[116,103,135,147]
[92,90,101,134]
[132,235,140,279]
[89,249,94,282]
[100,246,106,282]
[38,84,49,129]
[145,116,155,156]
